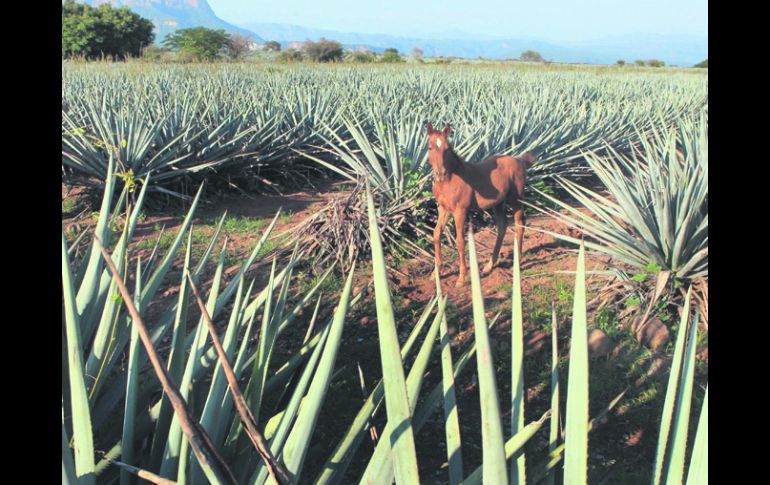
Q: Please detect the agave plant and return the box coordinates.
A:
[62,178,547,484]
[63,176,706,484]
[534,114,708,286]
[288,114,442,268]
[525,247,707,485]
[61,167,340,483]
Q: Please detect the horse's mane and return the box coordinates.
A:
[443,144,467,175]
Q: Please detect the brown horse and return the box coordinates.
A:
[427,122,535,286]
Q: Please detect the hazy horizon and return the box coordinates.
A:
[207,0,708,44]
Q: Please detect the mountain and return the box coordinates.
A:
[80,1,262,41]
[241,22,707,66]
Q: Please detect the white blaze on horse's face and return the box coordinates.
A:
[428,133,450,182]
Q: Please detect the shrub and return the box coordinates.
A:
[382,48,404,63]
[278,48,304,62]
[351,51,376,63]
[302,38,344,62]
[647,59,666,68]
[142,45,169,62]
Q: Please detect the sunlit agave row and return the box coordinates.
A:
[63,166,706,484]
[62,63,707,198]
[536,112,708,283]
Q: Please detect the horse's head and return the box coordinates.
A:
[426,122,453,182]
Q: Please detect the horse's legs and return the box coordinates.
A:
[512,203,526,258]
[433,205,450,276]
[484,204,507,273]
[454,208,468,287]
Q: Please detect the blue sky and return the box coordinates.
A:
[207,0,708,42]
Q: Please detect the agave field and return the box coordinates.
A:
[62,62,707,484]
[62,63,706,191]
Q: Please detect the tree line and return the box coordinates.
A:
[62,2,412,63]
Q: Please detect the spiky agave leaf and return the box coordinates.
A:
[510,236,526,485]
[435,269,463,485]
[547,303,561,485]
[563,243,589,485]
[62,230,95,485]
[651,289,692,485]
[364,181,421,484]
[314,298,438,485]
[685,385,708,485]
[279,262,357,482]
[467,226,508,484]
[358,296,444,484]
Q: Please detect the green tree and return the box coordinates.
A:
[142,45,169,62]
[694,58,708,68]
[302,38,344,62]
[520,50,545,62]
[647,59,666,67]
[382,48,404,63]
[62,0,154,60]
[162,27,231,61]
[263,40,282,52]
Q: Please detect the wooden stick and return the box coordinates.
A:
[102,456,177,485]
[186,271,293,485]
[93,237,237,485]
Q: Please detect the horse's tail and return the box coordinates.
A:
[520,151,536,168]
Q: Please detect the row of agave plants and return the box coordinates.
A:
[62,63,707,200]
[62,162,707,484]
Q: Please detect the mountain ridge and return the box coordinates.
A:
[80,1,262,41]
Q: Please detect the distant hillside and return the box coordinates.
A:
[242,22,707,66]
[79,1,262,41]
